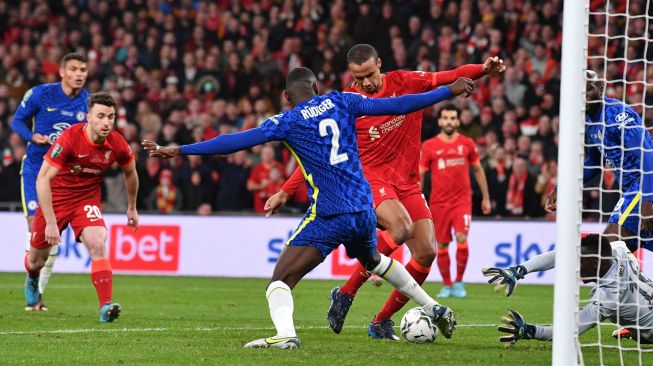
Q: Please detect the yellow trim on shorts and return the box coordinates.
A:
[19,155,28,216]
[619,192,641,225]
[284,142,319,245]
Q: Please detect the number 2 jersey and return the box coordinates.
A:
[43,123,134,206]
[259,91,384,217]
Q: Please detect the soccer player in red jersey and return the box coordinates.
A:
[266,44,504,339]
[24,92,139,322]
[420,105,491,298]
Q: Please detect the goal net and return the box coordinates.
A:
[555,0,653,365]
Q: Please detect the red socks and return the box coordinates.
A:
[455,242,469,282]
[91,258,113,308]
[340,230,399,296]
[24,253,40,278]
[373,258,431,322]
[437,247,452,286]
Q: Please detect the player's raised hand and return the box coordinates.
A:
[141,140,180,159]
[544,186,557,212]
[483,56,506,75]
[498,309,535,346]
[44,222,60,247]
[449,78,474,98]
[482,265,526,297]
[264,190,290,217]
[126,208,139,232]
[32,133,53,146]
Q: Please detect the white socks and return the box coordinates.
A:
[266,281,296,338]
[39,246,58,294]
[369,253,438,308]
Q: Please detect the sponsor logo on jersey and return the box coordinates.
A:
[379,114,405,134]
[48,122,71,142]
[369,126,380,140]
[61,110,73,117]
[109,225,180,272]
[21,88,33,108]
[616,112,628,123]
[76,111,85,121]
[50,144,63,158]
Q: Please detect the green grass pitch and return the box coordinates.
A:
[0,273,650,365]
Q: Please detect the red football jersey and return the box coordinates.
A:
[420,134,479,206]
[43,123,134,206]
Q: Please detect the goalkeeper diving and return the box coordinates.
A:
[487,234,653,345]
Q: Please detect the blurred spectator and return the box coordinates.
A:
[506,157,542,217]
[215,150,252,212]
[247,144,286,214]
[149,169,182,214]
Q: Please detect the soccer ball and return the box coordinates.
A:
[400,307,438,343]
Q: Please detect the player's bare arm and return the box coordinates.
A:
[122,160,139,231]
[142,140,180,158]
[35,160,60,246]
[471,162,492,215]
[482,56,506,75]
[448,78,475,98]
[264,190,290,217]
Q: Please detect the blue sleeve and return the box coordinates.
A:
[583,146,602,184]
[259,113,290,140]
[11,87,40,142]
[179,127,270,155]
[345,87,452,117]
[620,112,653,200]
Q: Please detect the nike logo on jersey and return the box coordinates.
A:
[46,107,57,112]
[78,154,89,158]
[89,218,102,222]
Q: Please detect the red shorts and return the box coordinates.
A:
[31,200,106,249]
[369,180,432,222]
[430,203,472,244]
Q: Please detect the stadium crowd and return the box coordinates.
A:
[0,0,649,218]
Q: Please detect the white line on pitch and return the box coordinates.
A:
[0,324,496,336]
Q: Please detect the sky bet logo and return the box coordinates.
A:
[494,234,555,277]
[268,230,295,263]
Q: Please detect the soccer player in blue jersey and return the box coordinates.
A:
[482,70,653,340]
[143,67,474,349]
[11,53,90,311]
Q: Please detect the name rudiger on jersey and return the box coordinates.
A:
[300,98,335,119]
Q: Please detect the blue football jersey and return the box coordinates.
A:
[585,97,653,196]
[12,82,90,164]
[259,91,376,216]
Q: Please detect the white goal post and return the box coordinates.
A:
[553,0,588,365]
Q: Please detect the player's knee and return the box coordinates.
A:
[455,233,467,244]
[389,220,413,244]
[437,242,449,250]
[411,245,436,267]
[29,255,47,270]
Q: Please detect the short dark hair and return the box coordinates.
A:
[61,53,88,66]
[347,44,378,65]
[580,234,612,258]
[88,92,116,111]
[285,67,316,100]
[438,104,460,119]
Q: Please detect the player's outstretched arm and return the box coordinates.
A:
[143,127,271,158]
[11,88,52,145]
[354,78,474,117]
[498,309,538,345]
[122,160,139,231]
[481,266,527,297]
[35,161,61,246]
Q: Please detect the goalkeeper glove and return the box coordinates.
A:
[498,309,536,345]
[481,265,527,297]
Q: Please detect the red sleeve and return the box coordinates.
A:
[281,167,304,196]
[431,64,486,87]
[116,136,135,167]
[419,140,432,171]
[43,131,71,169]
[395,70,436,93]
[467,138,480,165]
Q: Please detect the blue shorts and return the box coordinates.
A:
[20,155,41,217]
[286,208,377,259]
[609,192,653,251]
